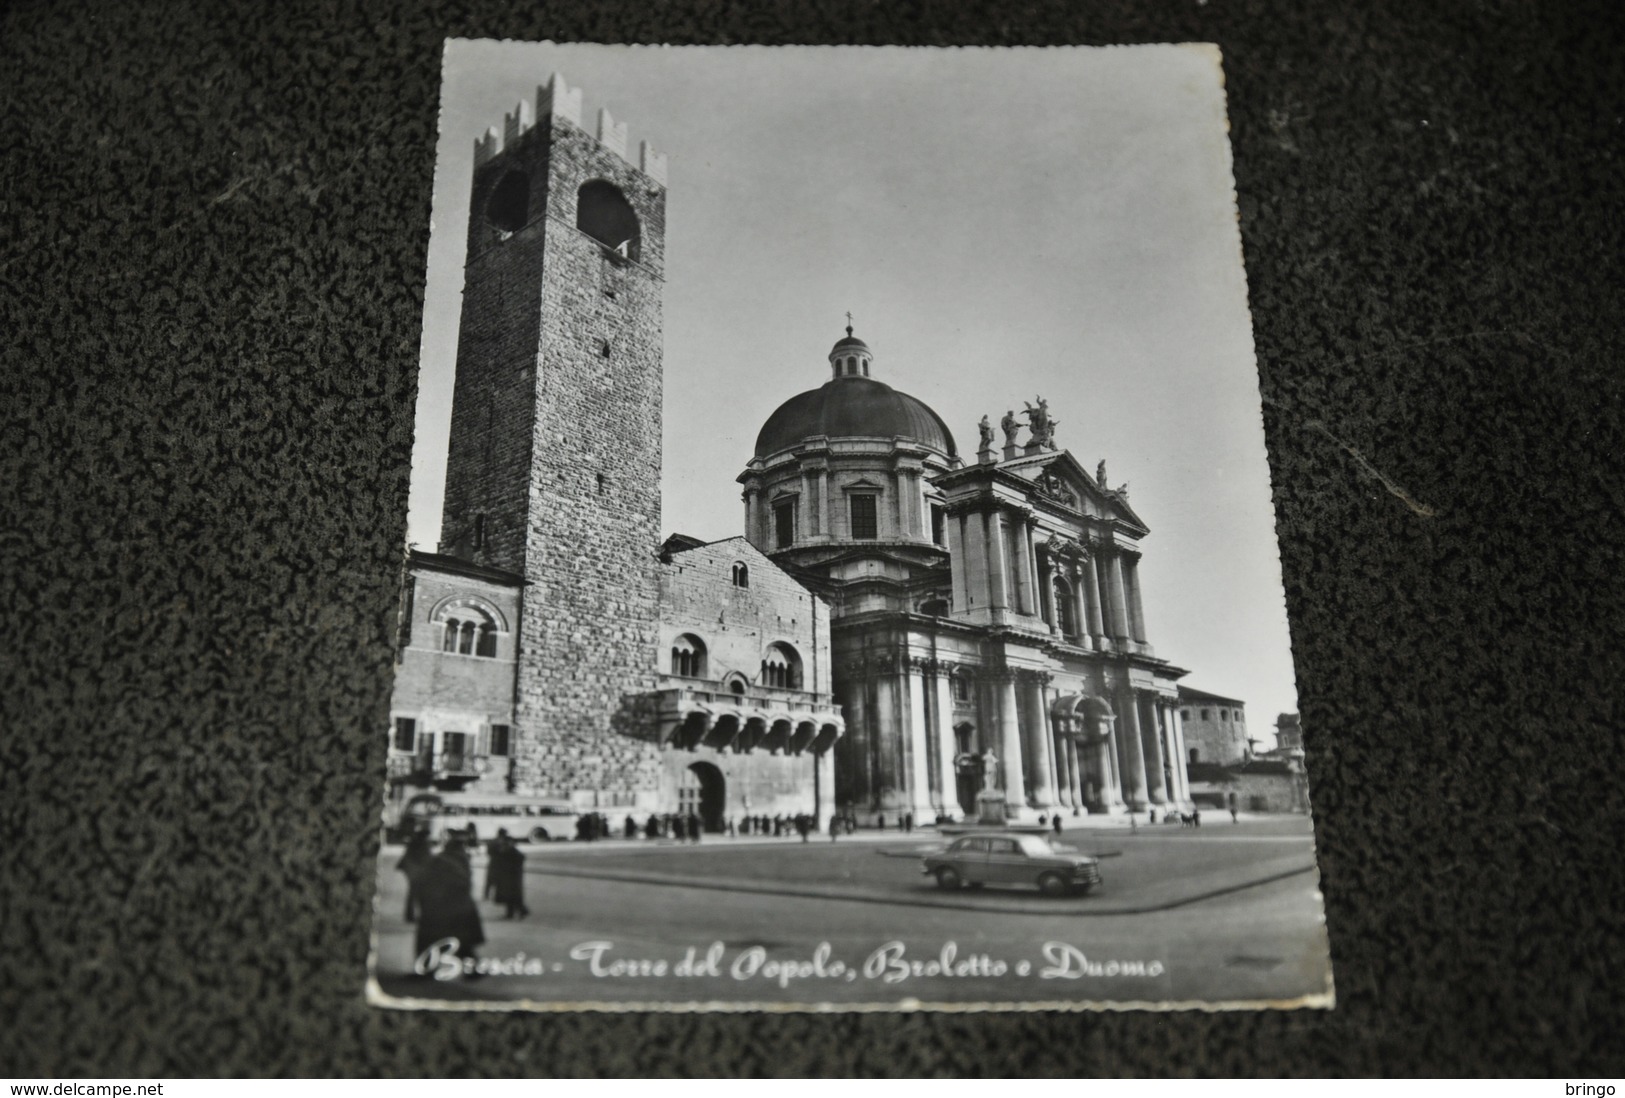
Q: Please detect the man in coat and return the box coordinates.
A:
[408,837,486,977]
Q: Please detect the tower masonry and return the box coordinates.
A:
[439,74,669,801]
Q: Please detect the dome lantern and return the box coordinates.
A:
[828,319,872,379]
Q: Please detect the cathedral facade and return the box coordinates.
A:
[386,75,1194,833]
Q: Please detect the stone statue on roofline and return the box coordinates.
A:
[1096,460,1108,488]
[1000,410,1021,447]
[1023,396,1057,449]
[978,414,995,450]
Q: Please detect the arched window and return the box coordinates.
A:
[1052,576,1076,636]
[432,600,504,659]
[576,180,640,259]
[760,643,802,690]
[486,171,529,234]
[732,562,749,588]
[670,634,707,678]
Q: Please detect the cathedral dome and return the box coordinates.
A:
[753,328,958,459]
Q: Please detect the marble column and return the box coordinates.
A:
[1169,702,1191,802]
[1097,722,1120,809]
[1017,520,1039,616]
[905,660,935,822]
[1069,563,1090,643]
[1082,553,1105,640]
[874,670,901,816]
[986,511,1011,612]
[1022,675,1057,810]
[1063,736,1084,811]
[1125,555,1148,643]
[801,470,820,537]
[1163,704,1189,799]
[818,472,831,540]
[933,667,959,819]
[946,513,969,612]
[1106,553,1131,641]
[1115,686,1149,809]
[743,487,758,549]
[1139,691,1168,805]
[997,674,1027,813]
[1089,556,1109,641]
[1053,721,1075,811]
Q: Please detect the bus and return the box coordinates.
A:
[386,791,581,845]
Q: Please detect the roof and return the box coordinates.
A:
[753,375,958,459]
[1178,685,1247,707]
[408,549,525,586]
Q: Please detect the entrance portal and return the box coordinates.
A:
[679,762,726,832]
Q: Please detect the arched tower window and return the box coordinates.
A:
[732,562,749,588]
[576,180,640,259]
[670,634,708,678]
[486,171,529,235]
[760,642,802,690]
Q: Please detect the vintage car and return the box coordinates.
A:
[922,832,1102,895]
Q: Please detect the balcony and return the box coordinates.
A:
[386,750,495,786]
[646,678,845,756]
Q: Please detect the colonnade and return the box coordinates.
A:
[837,651,1190,819]
[944,505,1149,649]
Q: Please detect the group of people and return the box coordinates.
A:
[397,827,532,975]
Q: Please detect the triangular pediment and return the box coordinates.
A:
[1009,450,1148,533]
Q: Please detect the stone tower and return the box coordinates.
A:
[439,73,669,799]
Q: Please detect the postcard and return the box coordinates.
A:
[366,39,1333,1011]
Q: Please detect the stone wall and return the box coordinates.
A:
[1178,694,1251,766]
[440,102,669,802]
[659,537,830,692]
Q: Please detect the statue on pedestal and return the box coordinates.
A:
[999,410,1021,447]
[978,414,994,451]
[1023,396,1057,449]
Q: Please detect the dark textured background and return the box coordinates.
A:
[3,0,1622,1078]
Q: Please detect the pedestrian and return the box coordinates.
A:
[904,812,914,833]
[1052,814,1063,836]
[1193,808,1202,828]
[410,837,486,975]
[877,813,886,832]
[797,815,810,843]
[1228,791,1239,824]
[490,831,529,919]
[688,811,703,842]
[483,832,503,900]
[624,815,637,839]
[397,829,432,923]
[1129,812,1137,833]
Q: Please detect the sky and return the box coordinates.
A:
[409,41,1299,746]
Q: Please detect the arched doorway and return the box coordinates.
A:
[680,762,726,833]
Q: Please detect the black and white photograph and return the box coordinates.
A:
[366,39,1333,1011]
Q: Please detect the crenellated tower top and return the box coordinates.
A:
[471,71,667,185]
